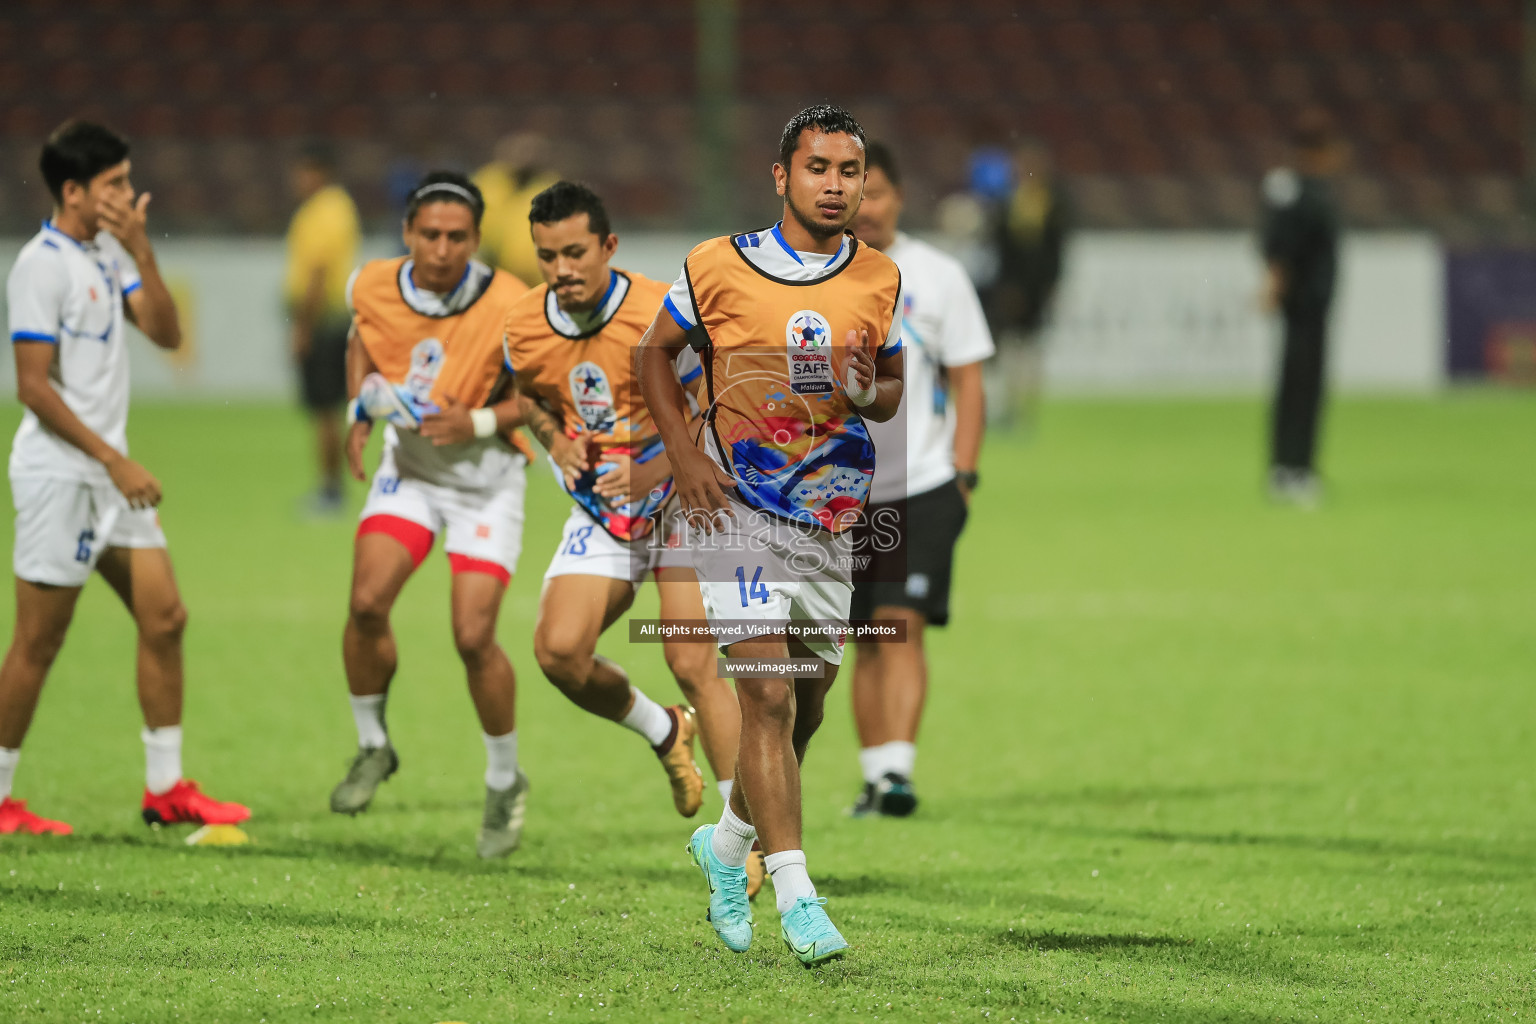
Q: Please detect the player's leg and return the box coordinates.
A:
[3,476,130,835]
[851,480,965,815]
[299,319,349,515]
[850,606,926,814]
[537,508,704,816]
[332,510,430,814]
[448,566,528,858]
[95,543,249,826]
[655,564,762,891]
[655,566,739,792]
[0,578,81,835]
[533,572,636,716]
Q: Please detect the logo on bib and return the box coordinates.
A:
[569,361,616,433]
[405,337,445,409]
[785,309,834,395]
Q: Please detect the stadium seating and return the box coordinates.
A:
[0,0,1521,235]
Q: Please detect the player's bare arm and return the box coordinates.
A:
[99,191,181,351]
[419,395,526,447]
[842,327,904,423]
[948,360,985,502]
[516,388,589,488]
[12,341,161,509]
[343,323,377,481]
[637,313,733,527]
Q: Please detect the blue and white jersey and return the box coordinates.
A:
[6,221,142,484]
[864,233,994,504]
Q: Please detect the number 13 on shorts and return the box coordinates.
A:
[735,565,770,606]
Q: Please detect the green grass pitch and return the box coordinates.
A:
[1,395,1532,1023]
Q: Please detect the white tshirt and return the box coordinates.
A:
[7,221,143,485]
[864,233,995,504]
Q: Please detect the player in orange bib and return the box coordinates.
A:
[504,183,753,868]
[330,172,536,859]
[639,106,905,964]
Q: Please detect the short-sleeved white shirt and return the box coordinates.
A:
[864,233,995,503]
[7,221,142,484]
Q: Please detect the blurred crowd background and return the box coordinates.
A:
[0,0,1528,240]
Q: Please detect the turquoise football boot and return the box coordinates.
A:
[687,824,754,952]
[780,896,849,966]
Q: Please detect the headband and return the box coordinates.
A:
[411,182,481,209]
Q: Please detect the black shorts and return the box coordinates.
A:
[850,478,970,627]
[299,318,350,410]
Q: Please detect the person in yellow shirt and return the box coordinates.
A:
[286,143,361,514]
[471,133,557,288]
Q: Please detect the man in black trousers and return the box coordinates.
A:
[1261,109,1344,506]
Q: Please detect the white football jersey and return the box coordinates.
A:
[6,221,143,484]
[865,233,995,504]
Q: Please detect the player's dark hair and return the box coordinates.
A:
[528,180,612,240]
[405,170,485,228]
[778,104,867,169]
[39,121,130,203]
[864,140,901,187]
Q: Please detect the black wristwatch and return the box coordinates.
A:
[955,469,979,491]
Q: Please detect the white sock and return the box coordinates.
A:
[710,804,757,867]
[482,730,519,790]
[620,688,674,748]
[716,778,734,805]
[141,726,182,796]
[885,740,916,778]
[349,694,388,749]
[0,747,18,800]
[859,741,917,784]
[858,745,885,784]
[765,849,816,913]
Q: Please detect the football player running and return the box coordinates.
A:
[639,105,905,964]
[505,184,758,890]
[331,172,534,859]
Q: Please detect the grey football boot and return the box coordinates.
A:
[476,770,530,859]
[330,745,399,815]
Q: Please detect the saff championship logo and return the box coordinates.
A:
[785,309,834,394]
[568,361,616,433]
[786,310,831,350]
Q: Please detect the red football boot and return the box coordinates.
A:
[141,779,250,826]
[0,796,72,835]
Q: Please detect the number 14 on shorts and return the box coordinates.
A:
[735,565,769,606]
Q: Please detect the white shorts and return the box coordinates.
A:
[686,496,854,665]
[543,505,693,584]
[11,475,167,587]
[359,448,526,580]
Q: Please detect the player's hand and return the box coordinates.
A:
[97,191,153,263]
[420,396,474,446]
[672,443,735,532]
[105,454,162,509]
[592,451,667,507]
[345,421,372,482]
[845,328,875,391]
[548,427,591,490]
